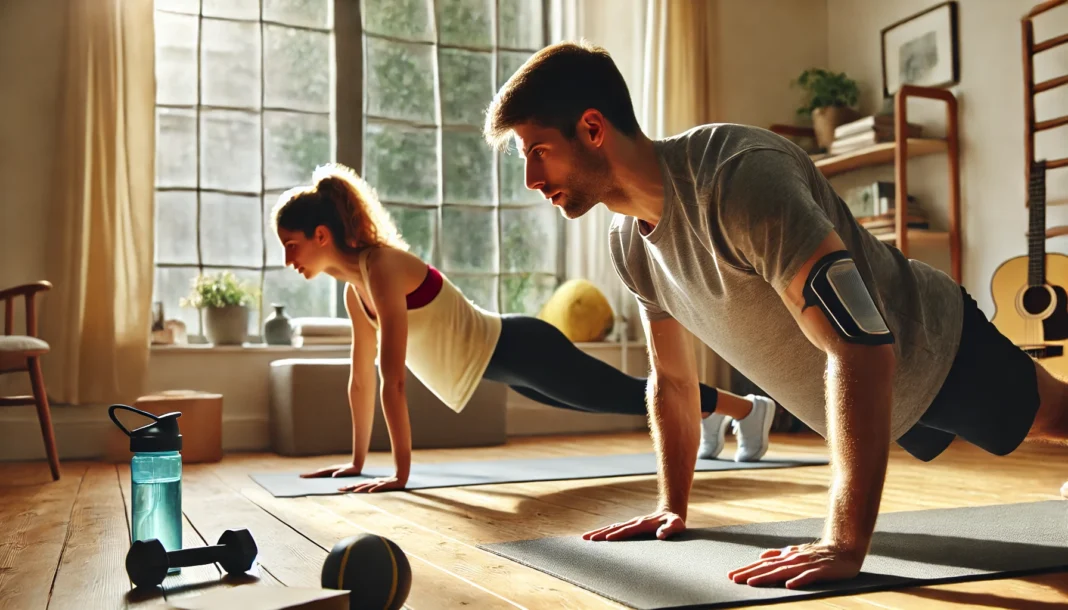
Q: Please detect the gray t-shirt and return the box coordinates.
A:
[609,123,963,442]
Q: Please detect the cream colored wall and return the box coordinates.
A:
[715,0,829,129]
[0,0,66,402]
[827,0,1068,315]
[0,0,65,322]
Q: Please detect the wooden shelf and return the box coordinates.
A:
[772,86,960,281]
[814,138,949,178]
[872,229,949,245]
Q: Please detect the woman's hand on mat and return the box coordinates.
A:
[581,510,686,542]
[339,475,407,493]
[726,541,863,589]
[299,463,363,479]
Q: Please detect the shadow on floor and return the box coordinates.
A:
[404,475,827,536]
[900,579,1068,610]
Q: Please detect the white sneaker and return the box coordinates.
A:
[698,413,730,460]
[732,395,775,462]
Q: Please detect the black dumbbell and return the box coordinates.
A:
[126,528,258,588]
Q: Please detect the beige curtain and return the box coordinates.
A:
[42,0,156,405]
[641,0,731,388]
[642,0,720,137]
[552,0,649,349]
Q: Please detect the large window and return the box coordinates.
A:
[152,0,562,339]
[362,0,561,314]
[152,0,338,337]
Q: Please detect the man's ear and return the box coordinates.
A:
[578,109,607,147]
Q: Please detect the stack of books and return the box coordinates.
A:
[829,114,923,156]
[842,181,929,237]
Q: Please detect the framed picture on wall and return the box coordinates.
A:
[881,1,959,97]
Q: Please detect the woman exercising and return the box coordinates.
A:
[272,163,776,492]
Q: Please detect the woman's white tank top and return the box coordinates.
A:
[354,249,502,413]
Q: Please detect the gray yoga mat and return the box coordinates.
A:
[479,500,1068,609]
[250,452,829,497]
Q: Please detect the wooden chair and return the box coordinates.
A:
[0,281,60,480]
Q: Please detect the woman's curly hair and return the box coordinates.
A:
[272,163,408,253]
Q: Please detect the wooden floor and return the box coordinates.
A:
[3,431,1068,609]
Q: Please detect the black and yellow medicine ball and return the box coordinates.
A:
[321,533,412,610]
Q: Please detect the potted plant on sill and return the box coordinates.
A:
[181,271,259,346]
[794,68,861,151]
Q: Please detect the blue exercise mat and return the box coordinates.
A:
[250,452,828,497]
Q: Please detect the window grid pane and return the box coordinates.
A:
[152,2,337,339]
[363,0,554,314]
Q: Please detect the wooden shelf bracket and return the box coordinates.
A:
[893,84,962,283]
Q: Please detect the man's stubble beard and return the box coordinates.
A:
[558,144,617,219]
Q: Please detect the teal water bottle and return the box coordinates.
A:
[109,404,183,573]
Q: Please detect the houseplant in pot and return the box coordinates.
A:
[794,68,861,151]
[181,271,259,345]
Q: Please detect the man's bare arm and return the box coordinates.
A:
[781,231,895,555]
[729,230,895,588]
[644,314,703,520]
[582,310,702,542]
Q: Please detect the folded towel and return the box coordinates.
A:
[293,335,352,347]
[290,317,352,337]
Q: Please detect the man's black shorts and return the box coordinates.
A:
[896,286,1041,462]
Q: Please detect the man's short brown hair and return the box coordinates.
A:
[483,40,640,151]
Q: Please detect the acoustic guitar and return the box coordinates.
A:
[990,159,1068,377]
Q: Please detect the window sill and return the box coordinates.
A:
[574,340,647,350]
[151,343,350,353]
[150,340,646,353]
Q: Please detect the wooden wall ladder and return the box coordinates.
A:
[1023,0,1068,238]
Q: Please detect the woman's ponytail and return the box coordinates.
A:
[308,163,408,253]
[316,174,362,249]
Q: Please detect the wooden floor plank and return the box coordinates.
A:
[0,461,87,487]
[47,464,135,610]
[212,461,526,610]
[180,464,322,589]
[0,465,87,610]
[7,432,1068,609]
[219,434,1068,610]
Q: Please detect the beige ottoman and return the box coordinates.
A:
[105,390,223,463]
[268,358,507,456]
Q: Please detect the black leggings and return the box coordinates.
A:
[482,315,720,415]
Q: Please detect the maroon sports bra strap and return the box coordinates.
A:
[406,265,443,309]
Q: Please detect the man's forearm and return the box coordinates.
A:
[823,344,895,555]
[649,375,702,520]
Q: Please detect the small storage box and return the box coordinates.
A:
[105,390,223,463]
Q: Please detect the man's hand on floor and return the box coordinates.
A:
[726,541,863,589]
[581,510,686,542]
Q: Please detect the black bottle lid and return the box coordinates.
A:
[108,404,183,453]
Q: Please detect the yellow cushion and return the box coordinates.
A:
[537,279,615,343]
[0,335,49,372]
